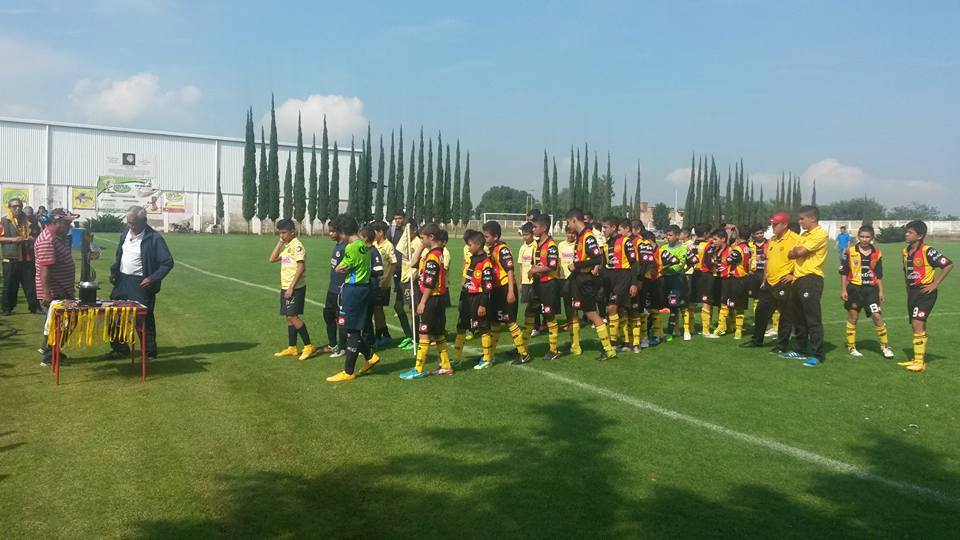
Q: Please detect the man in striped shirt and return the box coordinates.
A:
[35,208,78,366]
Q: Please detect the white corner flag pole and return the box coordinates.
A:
[405,223,418,357]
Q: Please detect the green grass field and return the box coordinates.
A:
[2,233,959,539]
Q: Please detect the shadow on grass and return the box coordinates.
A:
[132,400,960,539]
[74,342,259,382]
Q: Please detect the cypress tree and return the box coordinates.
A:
[329,142,340,216]
[451,140,462,225]
[396,127,405,214]
[542,150,550,214]
[635,160,642,217]
[711,156,720,223]
[406,140,416,217]
[461,152,472,223]
[268,94,280,221]
[347,138,356,216]
[811,179,817,206]
[794,176,802,211]
[568,147,575,210]
[293,113,306,225]
[375,135,385,219]
[591,153,599,214]
[683,153,696,223]
[725,164,732,219]
[604,152,612,216]
[257,126,268,224]
[433,133,443,223]
[775,174,782,209]
[621,176,627,208]
[242,108,256,231]
[694,155,704,223]
[318,116,330,223]
[425,138,434,222]
[215,166,224,227]
[364,129,373,219]
[415,128,425,221]
[308,133,317,227]
[283,153,293,220]
[574,149,582,209]
[551,157,559,218]
[386,131,396,216]
[443,144,452,225]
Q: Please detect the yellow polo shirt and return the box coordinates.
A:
[373,238,396,288]
[765,230,799,286]
[518,241,536,285]
[793,225,828,278]
[279,237,306,289]
[399,236,422,283]
[558,239,576,279]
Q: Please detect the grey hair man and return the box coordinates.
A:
[106,205,174,358]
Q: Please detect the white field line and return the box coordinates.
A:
[519,366,960,507]
[177,258,960,507]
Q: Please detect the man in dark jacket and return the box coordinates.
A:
[108,205,174,357]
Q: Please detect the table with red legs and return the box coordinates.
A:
[49,300,150,385]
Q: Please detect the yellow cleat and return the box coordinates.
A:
[359,354,381,374]
[274,346,299,358]
[325,370,357,383]
[298,344,318,361]
[570,346,582,356]
[896,359,916,367]
[733,331,742,340]
[905,361,926,373]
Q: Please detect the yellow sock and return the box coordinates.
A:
[523,315,535,348]
[608,313,620,345]
[507,322,528,355]
[490,323,501,354]
[913,332,927,363]
[701,306,711,335]
[437,337,451,369]
[454,332,466,361]
[595,324,615,353]
[631,314,642,346]
[652,312,664,338]
[621,322,630,344]
[734,310,744,334]
[481,332,493,361]
[683,309,692,334]
[772,309,780,330]
[874,323,889,347]
[845,321,857,350]
[716,305,729,333]
[571,319,581,352]
[415,336,430,372]
[547,320,559,353]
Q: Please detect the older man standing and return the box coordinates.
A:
[1,197,43,315]
[107,206,174,358]
[35,209,79,365]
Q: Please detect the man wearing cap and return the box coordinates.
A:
[740,212,799,351]
[787,205,829,366]
[35,208,79,365]
[1,197,43,315]
[106,206,174,358]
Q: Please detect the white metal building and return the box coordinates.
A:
[0,116,360,232]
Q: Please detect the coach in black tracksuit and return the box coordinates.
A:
[108,206,174,357]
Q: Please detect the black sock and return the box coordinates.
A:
[287,326,297,347]
[297,325,311,346]
[344,332,360,375]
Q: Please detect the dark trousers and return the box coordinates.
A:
[791,275,825,359]
[2,260,39,312]
[752,282,793,348]
[323,291,346,348]
[109,274,158,355]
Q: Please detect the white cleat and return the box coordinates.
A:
[881,346,895,359]
[683,332,692,341]
[848,347,863,357]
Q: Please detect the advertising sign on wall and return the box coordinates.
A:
[71,187,96,210]
[2,186,30,205]
[162,191,185,213]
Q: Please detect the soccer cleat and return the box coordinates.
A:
[702,332,720,339]
[897,359,917,367]
[778,351,805,360]
[733,331,742,341]
[274,346,300,358]
[683,332,692,341]
[465,333,474,341]
[632,346,642,353]
[619,344,632,353]
[648,337,662,347]
[739,341,765,348]
[597,349,617,361]
[359,354,381,374]
[569,347,582,356]
[329,347,346,358]
[430,367,455,376]
[398,340,414,351]
[544,351,561,361]
[298,344,318,361]
[905,361,926,373]
[802,357,822,367]
[713,329,728,337]
[397,337,413,349]
[848,347,863,358]
[881,346,895,359]
[640,338,650,348]
[511,354,532,365]
[321,345,336,353]
[399,368,428,380]
[764,327,778,338]
[325,371,357,383]
[530,329,540,338]
[473,360,493,370]
[664,335,674,343]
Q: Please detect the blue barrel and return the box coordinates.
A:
[71,227,84,249]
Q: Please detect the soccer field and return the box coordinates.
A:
[2,233,959,539]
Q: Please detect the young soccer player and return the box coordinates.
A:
[687,224,718,337]
[661,225,690,340]
[629,220,654,348]
[897,220,953,372]
[747,224,775,335]
[400,224,454,379]
[482,221,531,363]
[371,221,397,347]
[270,219,317,361]
[518,222,540,347]
[601,216,638,352]
[557,226,579,352]
[566,208,617,360]
[529,215,563,360]
[322,220,348,356]
[839,225,894,359]
[710,227,750,340]
[458,231,496,369]
[643,230,680,346]
[326,216,381,382]
[453,229,479,364]
[361,224,384,352]
[394,218,421,350]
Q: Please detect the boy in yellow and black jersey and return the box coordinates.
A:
[399,224,453,380]
[528,214,562,360]
[566,208,617,360]
[898,220,953,372]
[839,225,894,359]
[481,221,531,364]
[708,227,750,340]
[601,216,639,353]
[456,231,497,370]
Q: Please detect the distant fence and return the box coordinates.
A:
[820,220,960,239]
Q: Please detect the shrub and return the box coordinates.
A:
[83,214,125,233]
[876,225,905,244]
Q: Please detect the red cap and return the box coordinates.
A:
[769,212,790,225]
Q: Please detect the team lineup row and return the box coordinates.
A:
[268,207,953,382]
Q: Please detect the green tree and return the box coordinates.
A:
[425,138,434,222]
[474,185,533,216]
[683,153,696,224]
[634,161,642,218]
[329,142,340,217]
[811,179,817,206]
[375,135,385,219]
[603,152,613,216]
[282,154,293,220]
[293,113,306,225]
[725,165,732,219]
[215,166,224,227]
[443,143,452,225]
[415,128,425,221]
[347,138,356,216]
[461,152,472,222]
[621,176,627,208]
[694,155,704,223]
[568,147,575,210]
[386,131,396,217]
[574,149,582,209]
[433,133,443,223]
[582,143,590,207]
[318,116,330,223]
[541,150,550,215]
[363,129,373,220]
[396,127,405,215]
[267,94,280,221]
[406,139,416,217]
[451,140,462,225]
[241,108,257,231]
[308,133,317,227]
[551,157,559,218]
[257,126,268,223]
[652,202,671,230]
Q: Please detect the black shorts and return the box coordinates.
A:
[721,277,748,309]
[697,272,721,305]
[520,283,538,304]
[603,270,633,309]
[744,273,762,299]
[907,287,937,322]
[663,274,688,309]
[687,272,701,304]
[642,278,664,310]
[489,285,519,324]
[280,286,306,316]
[844,284,881,315]
[374,286,392,306]
[416,295,446,336]
[338,284,370,331]
[535,279,562,316]
[461,293,491,333]
[571,273,601,313]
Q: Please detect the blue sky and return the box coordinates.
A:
[2,0,958,212]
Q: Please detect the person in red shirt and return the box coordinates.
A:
[528,214,562,360]
[34,209,79,366]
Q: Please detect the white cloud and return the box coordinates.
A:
[263,95,367,143]
[69,72,202,123]
[664,167,693,186]
[0,38,70,79]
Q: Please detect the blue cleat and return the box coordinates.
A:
[802,357,822,367]
[473,360,493,370]
[648,337,662,347]
[399,368,428,380]
[778,351,805,360]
